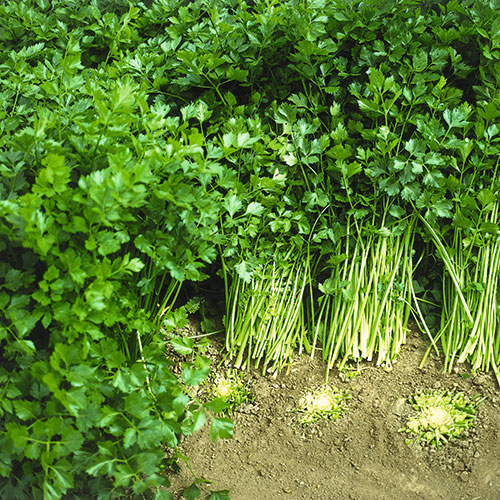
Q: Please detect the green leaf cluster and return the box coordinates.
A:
[0,1,235,498]
[2,0,500,496]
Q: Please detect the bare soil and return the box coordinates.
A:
[168,326,500,500]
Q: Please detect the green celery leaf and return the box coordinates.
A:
[209,417,233,442]
[192,410,207,432]
[234,261,253,283]
[413,51,428,72]
[182,366,209,386]
[224,194,242,217]
[209,491,231,500]
[183,483,201,500]
[170,337,195,356]
[204,398,229,414]
[245,202,264,216]
[389,205,405,218]
[135,452,160,475]
[432,199,453,218]
[477,189,496,207]
[423,171,444,188]
[155,490,174,500]
[123,428,137,448]
[401,183,421,201]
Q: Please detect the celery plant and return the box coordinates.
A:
[422,183,500,381]
[224,252,310,374]
[418,101,500,382]
[458,207,500,376]
[312,215,414,377]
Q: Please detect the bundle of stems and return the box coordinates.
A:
[141,271,182,329]
[421,196,500,382]
[224,251,310,375]
[312,215,415,379]
[130,263,182,360]
[457,201,500,374]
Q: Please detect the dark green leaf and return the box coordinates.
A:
[183,483,201,500]
[209,491,231,500]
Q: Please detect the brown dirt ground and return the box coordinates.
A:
[167,324,500,500]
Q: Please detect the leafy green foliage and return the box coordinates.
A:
[1,0,500,496]
[0,1,233,497]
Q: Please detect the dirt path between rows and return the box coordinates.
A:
[168,327,500,500]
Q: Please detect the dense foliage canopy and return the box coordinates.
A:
[0,0,499,498]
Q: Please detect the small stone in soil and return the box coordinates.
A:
[392,397,406,416]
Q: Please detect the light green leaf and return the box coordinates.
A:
[477,189,495,207]
[155,490,174,500]
[192,410,207,433]
[358,98,383,115]
[224,194,242,217]
[423,171,444,188]
[245,202,264,216]
[432,199,453,218]
[60,427,84,454]
[13,400,40,421]
[443,107,469,129]
[124,257,145,273]
[413,51,428,72]
[209,417,233,442]
[389,205,405,218]
[170,337,194,356]
[112,83,135,111]
[235,261,253,283]
[236,133,258,148]
[135,452,160,474]
[401,183,421,201]
[123,428,137,448]
[196,101,212,123]
[204,398,229,414]
[182,366,209,386]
